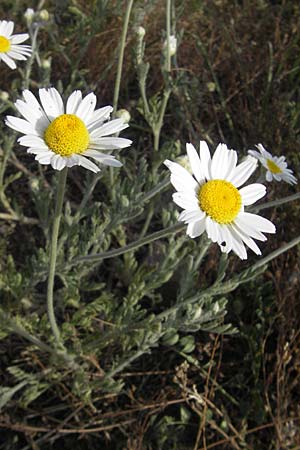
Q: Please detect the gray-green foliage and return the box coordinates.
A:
[0,1,299,425]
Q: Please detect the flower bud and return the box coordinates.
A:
[116,109,131,124]
[164,35,177,56]
[137,26,145,38]
[41,58,51,69]
[39,9,50,21]
[24,8,35,25]
[0,91,9,101]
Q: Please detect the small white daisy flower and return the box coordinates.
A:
[248,143,297,185]
[164,141,276,260]
[0,20,32,70]
[5,88,132,173]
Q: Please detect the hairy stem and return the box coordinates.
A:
[47,168,68,346]
[73,222,185,264]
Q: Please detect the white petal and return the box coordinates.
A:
[18,135,48,148]
[11,34,29,44]
[10,45,32,56]
[6,50,27,60]
[164,160,198,192]
[227,156,258,188]
[66,90,82,114]
[51,154,66,171]
[89,137,132,150]
[169,173,196,193]
[239,212,276,234]
[178,209,205,223]
[86,105,113,127]
[186,143,205,183]
[5,116,36,134]
[256,143,271,159]
[75,92,97,124]
[90,118,128,138]
[15,99,49,134]
[248,149,261,160]
[65,155,80,167]
[76,155,100,173]
[0,21,9,35]
[239,183,266,206]
[83,149,122,167]
[265,171,273,182]
[225,150,238,179]
[39,88,64,120]
[1,21,14,37]
[210,143,230,179]
[172,192,199,210]
[199,140,211,180]
[27,147,50,155]
[186,218,206,238]
[1,53,16,69]
[35,151,54,164]
[205,216,220,243]
[231,223,262,255]
[234,214,267,241]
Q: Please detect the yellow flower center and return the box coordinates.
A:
[266,159,282,174]
[199,179,242,224]
[0,36,11,53]
[44,114,90,157]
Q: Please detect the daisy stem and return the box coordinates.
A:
[110,0,134,201]
[47,167,68,347]
[166,0,172,73]
[251,191,300,212]
[0,310,54,354]
[23,24,40,90]
[153,89,171,152]
[72,222,185,264]
[112,0,134,116]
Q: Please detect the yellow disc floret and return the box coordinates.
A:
[199,179,242,224]
[44,114,89,157]
[266,159,282,174]
[0,36,11,53]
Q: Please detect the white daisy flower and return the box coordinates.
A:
[164,141,276,260]
[5,88,132,173]
[0,20,32,70]
[248,143,297,185]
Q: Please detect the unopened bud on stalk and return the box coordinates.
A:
[39,9,50,21]
[41,58,51,69]
[24,8,35,25]
[137,26,145,38]
[116,109,131,124]
[164,35,177,56]
[0,91,9,101]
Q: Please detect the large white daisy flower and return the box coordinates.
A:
[0,20,31,70]
[164,141,276,260]
[248,143,297,185]
[5,88,132,173]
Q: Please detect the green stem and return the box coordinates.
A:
[166,0,172,73]
[139,204,154,238]
[112,0,134,116]
[251,191,300,212]
[111,0,134,201]
[72,222,185,265]
[23,24,40,90]
[47,168,68,346]
[158,235,300,321]
[153,89,171,152]
[0,311,54,353]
